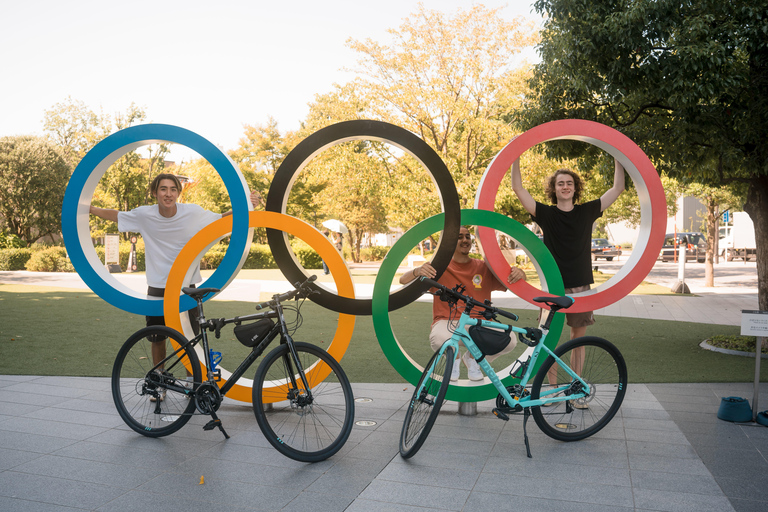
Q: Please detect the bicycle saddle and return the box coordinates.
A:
[182,287,220,300]
[532,295,575,311]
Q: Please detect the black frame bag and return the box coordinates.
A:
[233,318,275,347]
[468,325,512,358]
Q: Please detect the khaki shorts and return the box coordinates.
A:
[564,285,595,328]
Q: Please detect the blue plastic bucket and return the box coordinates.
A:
[717,396,752,422]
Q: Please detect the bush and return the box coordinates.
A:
[245,243,277,269]
[200,243,277,270]
[360,246,390,262]
[0,232,26,249]
[25,247,75,272]
[291,240,323,269]
[0,248,33,270]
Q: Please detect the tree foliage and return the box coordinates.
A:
[524,0,768,307]
[0,136,70,243]
[348,4,539,208]
[43,96,108,169]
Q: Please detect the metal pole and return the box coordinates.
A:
[754,337,763,422]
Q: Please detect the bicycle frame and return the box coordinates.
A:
[423,308,590,409]
[151,292,312,401]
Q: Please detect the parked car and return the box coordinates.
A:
[659,232,707,263]
[591,238,622,261]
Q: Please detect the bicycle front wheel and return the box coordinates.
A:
[253,342,354,462]
[531,336,627,441]
[399,345,455,459]
[111,326,201,437]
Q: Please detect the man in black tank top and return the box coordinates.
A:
[511,158,625,378]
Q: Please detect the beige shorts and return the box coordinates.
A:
[429,319,516,363]
[564,285,595,328]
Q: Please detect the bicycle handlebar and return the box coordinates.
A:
[255,274,319,311]
[419,276,519,322]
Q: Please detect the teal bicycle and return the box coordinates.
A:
[400,277,627,458]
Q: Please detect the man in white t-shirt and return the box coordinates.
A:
[91,173,260,396]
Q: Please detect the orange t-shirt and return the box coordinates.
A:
[432,258,507,325]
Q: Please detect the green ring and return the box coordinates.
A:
[372,209,565,402]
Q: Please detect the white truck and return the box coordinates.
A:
[720,211,757,261]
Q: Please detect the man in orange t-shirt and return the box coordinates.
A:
[400,226,525,381]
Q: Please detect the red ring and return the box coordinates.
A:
[475,119,666,313]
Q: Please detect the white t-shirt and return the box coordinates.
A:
[118,203,222,288]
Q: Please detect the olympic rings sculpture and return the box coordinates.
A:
[62,119,664,403]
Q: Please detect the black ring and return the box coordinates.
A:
[265,120,461,315]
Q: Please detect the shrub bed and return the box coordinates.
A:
[0,248,33,270]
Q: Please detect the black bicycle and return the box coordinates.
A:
[111,275,355,462]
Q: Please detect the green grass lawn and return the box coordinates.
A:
[1,282,762,383]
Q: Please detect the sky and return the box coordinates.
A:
[1,0,542,162]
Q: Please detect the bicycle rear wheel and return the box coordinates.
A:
[531,336,627,441]
[399,345,455,458]
[111,326,201,437]
[253,342,354,462]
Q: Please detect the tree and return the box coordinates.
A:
[230,117,291,177]
[523,0,768,308]
[303,142,389,262]
[43,96,108,169]
[347,3,539,208]
[682,181,748,276]
[0,136,70,243]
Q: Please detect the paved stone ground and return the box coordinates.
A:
[1,260,764,511]
[0,375,765,511]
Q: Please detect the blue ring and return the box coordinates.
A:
[61,124,251,315]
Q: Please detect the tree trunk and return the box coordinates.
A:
[352,228,362,263]
[744,175,768,311]
[705,197,716,287]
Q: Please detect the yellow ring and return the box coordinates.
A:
[164,211,355,402]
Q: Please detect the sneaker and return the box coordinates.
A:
[462,352,484,381]
[450,355,460,381]
[541,385,558,407]
[573,399,589,410]
[184,376,195,398]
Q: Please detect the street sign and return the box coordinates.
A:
[741,310,768,336]
[723,210,730,223]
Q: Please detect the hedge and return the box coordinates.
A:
[0,248,33,270]
[359,246,389,262]
[25,247,75,272]
[10,240,327,272]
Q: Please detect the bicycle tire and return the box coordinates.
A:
[531,336,627,441]
[111,326,201,437]
[252,342,354,462]
[399,345,455,458]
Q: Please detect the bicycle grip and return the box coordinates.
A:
[418,276,442,290]
[496,309,519,322]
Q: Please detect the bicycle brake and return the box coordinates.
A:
[517,328,542,347]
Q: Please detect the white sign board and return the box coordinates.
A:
[741,310,768,337]
[105,234,120,265]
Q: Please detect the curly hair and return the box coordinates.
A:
[149,173,183,197]
[545,169,583,204]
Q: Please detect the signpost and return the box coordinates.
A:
[104,234,121,273]
[127,235,138,273]
[741,310,768,422]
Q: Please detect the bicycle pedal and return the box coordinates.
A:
[203,419,221,431]
[213,369,222,382]
[492,408,509,421]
